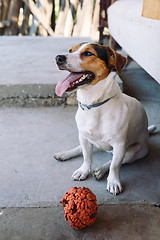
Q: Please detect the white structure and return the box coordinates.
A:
[108,0,160,83]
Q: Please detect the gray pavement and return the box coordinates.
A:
[0,205,160,240]
[0,36,90,85]
[0,102,160,208]
[0,37,90,107]
[0,102,160,239]
[0,37,160,239]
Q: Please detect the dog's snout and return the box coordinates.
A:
[56,55,66,65]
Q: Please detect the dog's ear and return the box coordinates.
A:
[107,47,127,74]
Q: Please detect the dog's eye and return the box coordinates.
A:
[69,49,72,53]
[82,51,94,57]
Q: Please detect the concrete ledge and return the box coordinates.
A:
[0,84,65,107]
[0,74,123,107]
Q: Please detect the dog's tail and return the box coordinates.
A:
[148,125,157,135]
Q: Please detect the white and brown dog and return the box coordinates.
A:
[54,42,156,195]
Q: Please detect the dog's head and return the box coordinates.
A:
[55,43,127,96]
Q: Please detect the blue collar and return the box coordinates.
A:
[78,97,112,111]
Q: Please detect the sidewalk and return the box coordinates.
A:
[0,36,90,85]
[0,102,160,239]
[0,100,160,208]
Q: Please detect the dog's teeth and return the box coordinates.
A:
[85,74,89,79]
[70,74,90,87]
[79,74,88,82]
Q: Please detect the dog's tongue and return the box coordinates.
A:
[55,72,83,97]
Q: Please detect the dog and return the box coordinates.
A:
[54,42,156,195]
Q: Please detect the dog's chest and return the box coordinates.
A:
[76,110,97,135]
[75,108,111,149]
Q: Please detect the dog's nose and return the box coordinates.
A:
[55,55,66,65]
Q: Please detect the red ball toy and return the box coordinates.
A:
[60,187,98,230]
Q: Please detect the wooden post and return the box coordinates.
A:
[38,0,53,36]
[1,0,11,21]
[29,0,40,36]
[0,0,11,34]
[72,0,83,36]
[4,0,22,35]
[79,0,94,36]
[55,0,69,35]
[64,0,78,36]
[73,0,94,37]
[90,0,100,42]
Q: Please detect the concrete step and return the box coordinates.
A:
[0,204,160,240]
[0,76,123,107]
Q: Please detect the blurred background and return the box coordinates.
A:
[0,0,104,42]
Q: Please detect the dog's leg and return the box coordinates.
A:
[123,142,148,164]
[107,143,126,195]
[72,134,93,181]
[93,160,111,180]
[54,145,82,161]
[94,142,148,181]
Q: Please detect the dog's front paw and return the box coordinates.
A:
[107,177,123,195]
[93,167,106,180]
[54,152,70,161]
[72,166,90,181]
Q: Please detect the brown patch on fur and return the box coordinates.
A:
[79,44,110,85]
[107,47,127,74]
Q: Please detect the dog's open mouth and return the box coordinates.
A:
[56,71,95,97]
